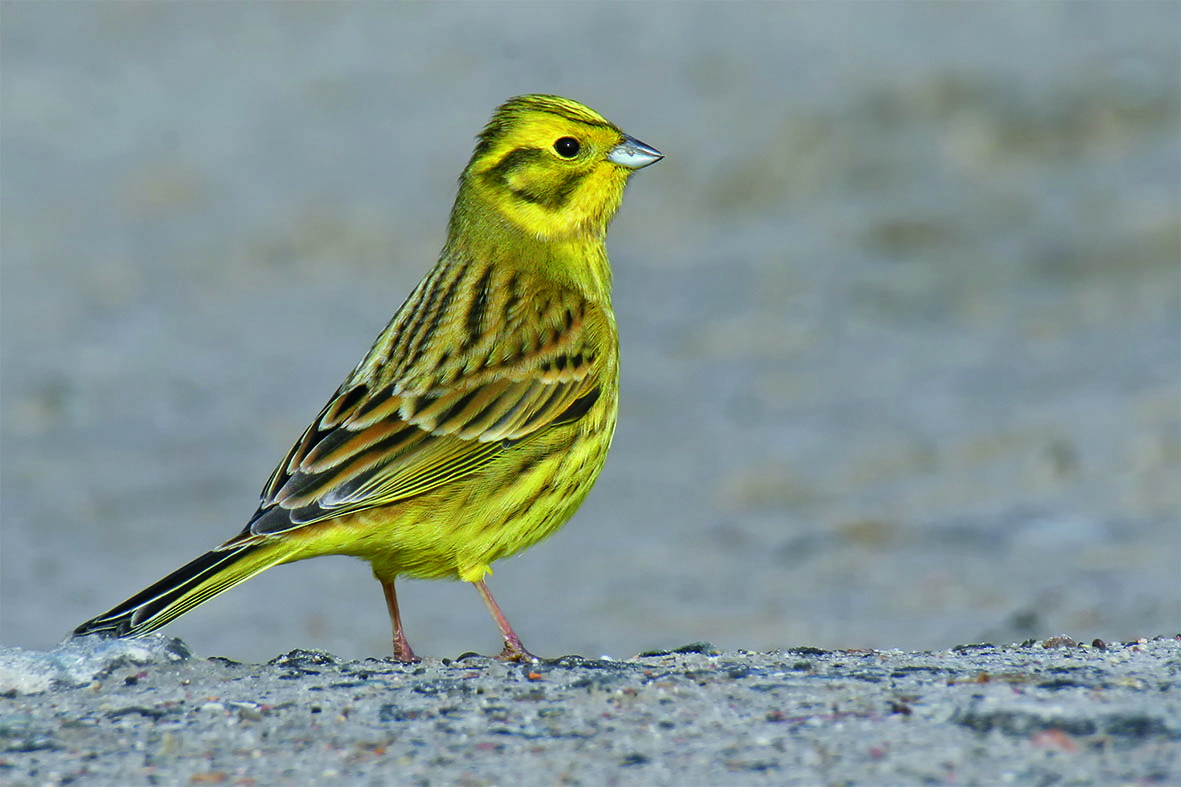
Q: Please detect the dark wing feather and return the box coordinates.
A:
[242,268,603,539]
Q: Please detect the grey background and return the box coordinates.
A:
[2,3,1178,664]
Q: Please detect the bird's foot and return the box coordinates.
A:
[495,638,539,663]
[393,635,421,664]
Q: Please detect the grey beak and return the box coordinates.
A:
[608,135,664,170]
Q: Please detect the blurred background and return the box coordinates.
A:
[2,3,1178,663]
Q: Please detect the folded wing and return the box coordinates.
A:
[239,284,602,539]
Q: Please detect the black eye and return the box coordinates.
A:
[554,137,580,158]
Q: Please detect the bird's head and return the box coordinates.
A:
[459,95,662,241]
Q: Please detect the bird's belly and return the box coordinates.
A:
[308,423,611,583]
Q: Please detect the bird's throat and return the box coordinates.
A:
[446,188,613,306]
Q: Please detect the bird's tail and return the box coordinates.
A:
[73,540,290,639]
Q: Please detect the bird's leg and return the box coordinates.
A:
[473,579,538,663]
[381,579,420,663]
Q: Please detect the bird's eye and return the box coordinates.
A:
[554,137,581,158]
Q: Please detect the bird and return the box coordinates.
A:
[72,94,662,663]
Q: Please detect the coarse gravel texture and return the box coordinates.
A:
[1,635,1178,785]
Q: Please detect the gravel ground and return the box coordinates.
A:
[2,635,1179,785]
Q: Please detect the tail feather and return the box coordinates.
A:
[73,541,288,639]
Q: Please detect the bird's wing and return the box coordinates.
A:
[240,287,604,538]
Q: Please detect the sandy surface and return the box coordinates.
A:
[1,635,1178,785]
[3,0,1178,704]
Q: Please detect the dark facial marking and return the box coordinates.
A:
[510,171,587,211]
[482,147,590,211]
[480,148,546,191]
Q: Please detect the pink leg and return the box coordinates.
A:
[473,579,538,662]
[381,579,420,663]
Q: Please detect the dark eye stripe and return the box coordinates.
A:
[481,147,589,211]
[480,147,546,190]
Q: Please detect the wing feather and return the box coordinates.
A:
[246,267,605,538]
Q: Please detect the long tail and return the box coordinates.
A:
[73,541,291,639]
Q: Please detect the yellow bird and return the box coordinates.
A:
[73,95,662,662]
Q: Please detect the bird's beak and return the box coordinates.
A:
[608,135,664,170]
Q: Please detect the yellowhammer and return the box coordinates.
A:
[73,95,661,662]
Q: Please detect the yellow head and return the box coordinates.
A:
[457,95,662,241]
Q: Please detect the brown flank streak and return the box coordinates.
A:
[493,452,572,537]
